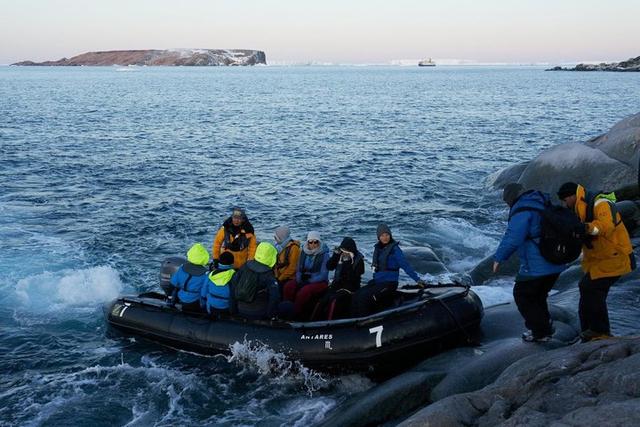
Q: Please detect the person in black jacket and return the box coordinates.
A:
[228,242,280,320]
[311,237,365,320]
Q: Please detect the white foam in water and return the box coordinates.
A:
[13,266,123,311]
[427,217,500,251]
[227,338,329,395]
[472,278,514,308]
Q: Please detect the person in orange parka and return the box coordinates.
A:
[273,225,301,285]
[212,207,257,270]
[558,182,634,342]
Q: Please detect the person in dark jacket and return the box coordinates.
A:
[493,183,567,342]
[311,237,365,320]
[351,224,424,317]
[229,242,280,320]
[170,243,210,313]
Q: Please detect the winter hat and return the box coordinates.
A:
[306,231,321,243]
[557,182,579,200]
[502,183,525,207]
[339,237,357,253]
[231,207,246,219]
[274,226,290,243]
[376,224,392,240]
[187,243,210,266]
[218,251,235,269]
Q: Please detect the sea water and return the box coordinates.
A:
[1,65,640,426]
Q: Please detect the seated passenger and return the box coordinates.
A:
[201,252,235,315]
[311,237,365,320]
[229,242,280,320]
[351,224,424,317]
[282,231,331,320]
[273,225,301,285]
[170,243,210,313]
[212,207,257,270]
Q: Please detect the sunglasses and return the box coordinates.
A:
[307,240,319,245]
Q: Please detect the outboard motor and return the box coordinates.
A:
[159,256,186,296]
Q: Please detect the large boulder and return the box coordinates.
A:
[399,337,640,427]
[317,303,578,427]
[489,113,640,197]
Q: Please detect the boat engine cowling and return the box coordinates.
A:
[159,256,186,295]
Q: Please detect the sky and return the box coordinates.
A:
[1,0,639,65]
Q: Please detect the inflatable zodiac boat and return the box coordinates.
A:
[105,258,484,371]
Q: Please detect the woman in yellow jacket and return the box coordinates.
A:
[558,182,634,341]
[273,225,301,285]
[212,207,257,270]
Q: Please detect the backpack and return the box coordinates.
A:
[232,268,260,303]
[510,200,583,265]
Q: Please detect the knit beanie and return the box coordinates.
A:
[218,252,235,269]
[376,224,392,240]
[274,226,290,243]
[557,182,579,200]
[502,183,525,207]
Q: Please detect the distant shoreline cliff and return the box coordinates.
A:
[12,49,267,66]
[547,55,640,72]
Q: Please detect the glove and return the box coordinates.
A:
[572,223,587,239]
[301,272,311,283]
[212,259,219,269]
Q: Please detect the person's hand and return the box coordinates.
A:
[333,246,342,255]
[493,261,500,273]
[212,259,219,269]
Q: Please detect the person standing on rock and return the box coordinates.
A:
[557,182,634,342]
[493,183,567,342]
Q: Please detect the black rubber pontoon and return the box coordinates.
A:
[105,284,483,371]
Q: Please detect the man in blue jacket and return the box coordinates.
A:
[493,183,567,342]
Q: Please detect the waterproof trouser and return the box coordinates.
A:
[311,289,354,321]
[513,273,560,338]
[578,273,620,335]
[282,279,328,321]
[351,280,398,318]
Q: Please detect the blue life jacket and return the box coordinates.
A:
[372,241,420,284]
[202,268,235,312]
[170,264,209,304]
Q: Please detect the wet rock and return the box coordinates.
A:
[469,252,519,286]
[547,56,640,72]
[399,337,640,427]
[489,112,640,197]
[404,246,449,275]
[318,303,578,427]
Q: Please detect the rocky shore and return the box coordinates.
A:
[12,49,266,66]
[318,112,640,426]
[547,56,640,72]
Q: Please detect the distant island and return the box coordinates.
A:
[12,49,267,66]
[547,55,640,72]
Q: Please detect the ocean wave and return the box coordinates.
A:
[12,266,123,312]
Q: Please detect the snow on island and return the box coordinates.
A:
[12,49,267,66]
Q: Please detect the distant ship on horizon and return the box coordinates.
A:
[418,58,436,67]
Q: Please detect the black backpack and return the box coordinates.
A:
[510,200,583,265]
